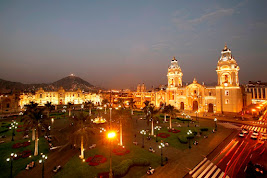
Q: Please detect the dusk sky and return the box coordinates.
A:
[0,0,266,89]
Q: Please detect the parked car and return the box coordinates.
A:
[239,132,245,137]
[252,131,259,136]
[251,134,258,140]
[242,129,248,134]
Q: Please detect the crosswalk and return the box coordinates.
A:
[189,158,229,178]
[252,121,266,125]
[241,125,267,133]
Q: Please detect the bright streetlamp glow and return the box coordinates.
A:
[108,132,116,139]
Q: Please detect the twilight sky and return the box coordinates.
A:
[0,0,266,89]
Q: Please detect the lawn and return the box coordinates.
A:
[54,143,161,178]
[0,120,50,178]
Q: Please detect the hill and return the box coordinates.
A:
[0,75,96,93]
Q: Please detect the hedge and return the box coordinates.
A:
[178,135,188,144]
[176,117,191,122]
[113,158,150,177]
[200,128,209,131]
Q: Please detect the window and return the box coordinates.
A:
[225,99,229,104]
[225,90,229,96]
[194,90,197,94]
[40,94,42,98]
[6,103,10,108]
[209,91,212,96]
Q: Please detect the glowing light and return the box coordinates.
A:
[108,132,116,139]
[92,116,106,124]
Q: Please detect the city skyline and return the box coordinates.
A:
[0,0,266,89]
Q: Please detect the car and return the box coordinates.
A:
[239,132,245,137]
[252,132,259,136]
[260,137,267,141]
[251,134,258,139]
[242,129,248,134]
[261,133,267,137]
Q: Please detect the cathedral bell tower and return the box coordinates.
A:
[216,44,242,113]
[167,57,183,88]
[216,44,240,87]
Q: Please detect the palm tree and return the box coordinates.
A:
[161,104,168,122]
[23,106,48,156]
[142,100,150,119]
[24,102,38,141]
[147,104,159,136]
[113,105,130,146]
[128,98,136,116]
[44,101,54,119]
[85,101,94,116]
[69,112,96,159]
[166,105,176,129]
[67,102,74,117]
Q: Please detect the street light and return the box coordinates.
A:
[109,107,112,129]
[6,153,17,178]
[104,104,107,114]
[154,126,161,142]
[159,142,165,166]
[195,111,198,122]
[214,118,217,131]
[187,130,192,149]
[186,115,191,127]
[39,153,48,178]
[107,131,116,178]
[140,130,146,148]
[9,121,18,141]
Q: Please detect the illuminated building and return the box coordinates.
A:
[133,44,250,113]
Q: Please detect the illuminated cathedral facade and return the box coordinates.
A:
[133,45,247,113]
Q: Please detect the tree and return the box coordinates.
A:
[23,106,48,156]
[165,105,176,129]
[24,102,38,141]
[69,112,96,159]
[85,101,94,116]
[128,98,136,116]
[113,106,130,146]
[142,100,150,119]
[44,101,55,119]
[147,104,159,135]
[161,103,168,122]
[101,99,109,106]
[67,102,74,117]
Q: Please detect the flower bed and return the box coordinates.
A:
[12,141,31,149]
[18,125,23,128]
[13,150,32,160]
[157,133,170,138]
[112,146,130,156]
[16,129,23,132]
[86,155,107,166]
[98,172,109,178]
[168,129,180,133]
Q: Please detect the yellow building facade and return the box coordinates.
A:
[19,87,102,108]
[133,45,245,113]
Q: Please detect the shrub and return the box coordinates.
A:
[113,158,150,177]
[132,158,150,166]
[178,135,188,144]
[200,128,209,131]
[186,135,194,139]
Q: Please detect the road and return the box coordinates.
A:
[187,124,267,178]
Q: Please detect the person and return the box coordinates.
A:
[147,166,155,175]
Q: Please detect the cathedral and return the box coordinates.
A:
[133,44,250,113]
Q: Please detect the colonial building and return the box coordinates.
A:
[133,44,249,113]
[244,81,267,103]
[19,87,102,108]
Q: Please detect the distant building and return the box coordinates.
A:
[19,87,102,109]
[244,81,267,103]
[133,44,251,113]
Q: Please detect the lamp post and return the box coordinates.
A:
[154,126,161,142]
[62,106,67,119]
[159,142,165,166]
[9,121,18,141]
[187,130,192,149]
[81,104,84,112]
[39,153,48,178]
[6,153,17,178]
[140,130,146,148]
[195,111,198,122]
[104,104,107,114]
[109,107,112,129]
[214,118,217,131]
[107,131,116,178]
[186,115,191,127]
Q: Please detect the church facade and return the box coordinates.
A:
[133,45,247,113]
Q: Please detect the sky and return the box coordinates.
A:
[0,0,266,89]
